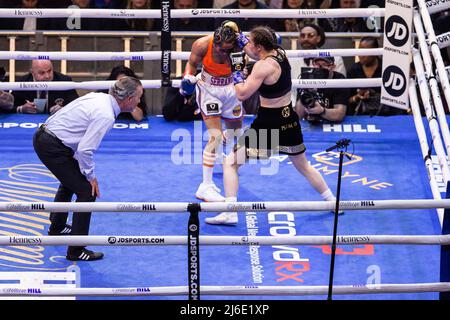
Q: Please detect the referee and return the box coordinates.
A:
[33,76,143,261]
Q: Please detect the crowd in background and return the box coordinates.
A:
[0,0,396,32]
[0,0,449,121]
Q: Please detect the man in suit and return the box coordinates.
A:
[12,60,79,115]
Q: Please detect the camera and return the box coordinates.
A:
[298,67,329,124]
[0,67,6,82]
[298,89,326,123]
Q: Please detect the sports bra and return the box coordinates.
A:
[202,37,232,77]
[258,49,292,99]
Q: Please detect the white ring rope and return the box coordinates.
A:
[414,15,450,170]
[425,0,450,15]
[436,31,450,49]
[2,234,450,246]
[418,0,450,112]
[0,78,380,91]
[0,48,383,61]
[0,80,162,90]
[3,199,450,213]
[409,81,444,226]
[0,8,385,19]
[1,282,450,296]
[412,49,450,182]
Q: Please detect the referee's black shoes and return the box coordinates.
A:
[48,224,72,236]
[66,248,104,261]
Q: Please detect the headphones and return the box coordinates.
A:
[213,20,240,44]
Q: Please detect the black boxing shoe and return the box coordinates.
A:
[66,248,104,261]
[48,224,72,235]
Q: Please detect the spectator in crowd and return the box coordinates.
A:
[296,56,350,123]
[361,0,384,7]
[213,0,234,7]
[215,0,281,31]
[48,0,125,30]
[125,0,155,31]
[346,37,406,116]
[154,0,213,31]
[347,37,385,116]
[0,0,51,30]
[0,66,14,113]
[290,23,346,103]
[102,65,147,121]
[94,0,125,8]
[11,60,79,115]
[327,0,370,32]
[0,91,14,113]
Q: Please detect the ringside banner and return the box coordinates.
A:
[380,0,413,110]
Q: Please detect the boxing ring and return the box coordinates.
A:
[0,0,450,301]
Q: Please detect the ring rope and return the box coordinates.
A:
[4,199,450,212]
[418,0,450,110]
[0,8,385,19]
[413,13,450,169]
[0,78,381,91]
[0,48,383,61]
[2,234,450,246]
[409,81,444,226]
[412,50,450,183]
[3,199,450,213]
[1,282,450,296]
[436,31,450,49]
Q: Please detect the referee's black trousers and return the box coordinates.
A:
[33,126,96,254]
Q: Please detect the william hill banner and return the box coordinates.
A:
[380,0,413,110]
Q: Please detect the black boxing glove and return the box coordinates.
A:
[230,52,246,85]
[229,52,246,73]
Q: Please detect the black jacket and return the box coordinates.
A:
[11,71,79,113]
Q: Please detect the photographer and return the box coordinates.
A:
[295,56,349,123]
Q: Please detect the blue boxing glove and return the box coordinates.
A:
[179,74,197,96]
[236,32,249,49]
[232,71,244,85]
[275,32,282,45]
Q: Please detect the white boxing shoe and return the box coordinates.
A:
[205,212,238,225]
[195,182,225,202]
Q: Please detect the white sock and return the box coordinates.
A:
[225,197,237,202]
[203,150,215,184]
[320,189,335,201]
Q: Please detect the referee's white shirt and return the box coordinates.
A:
[44,92,121,181]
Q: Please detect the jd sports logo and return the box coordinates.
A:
[206,103,219,114]
[108,237,117,244]
[385,15,409,47]
[383,66,406,97]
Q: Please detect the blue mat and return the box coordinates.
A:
[0,114,442,300]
